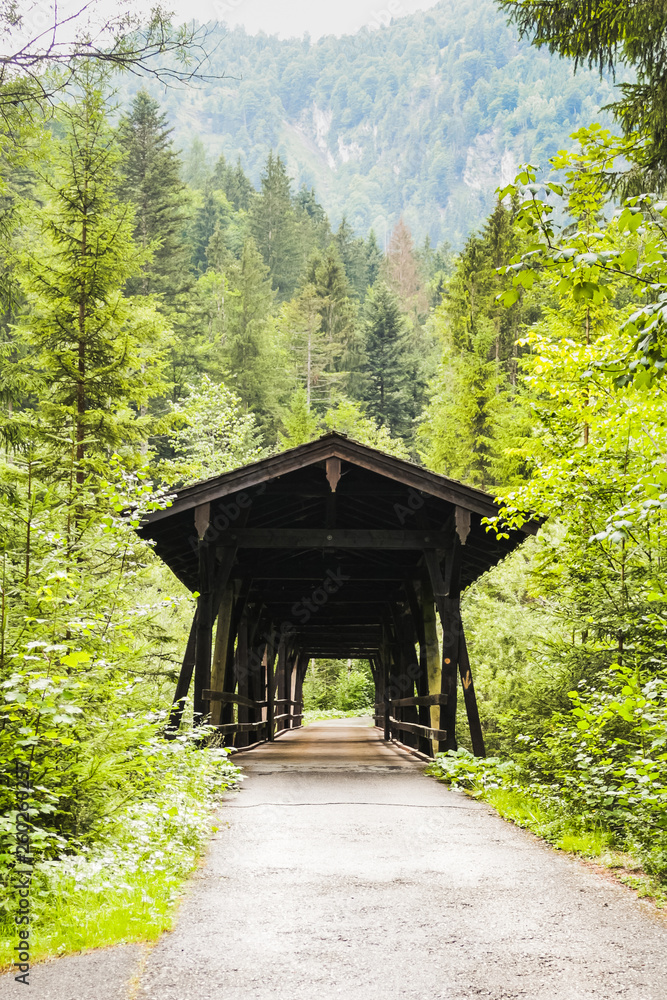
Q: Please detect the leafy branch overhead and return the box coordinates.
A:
[0,1,224,121]
[496,126,667,389]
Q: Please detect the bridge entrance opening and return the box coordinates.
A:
[137,433,536,758]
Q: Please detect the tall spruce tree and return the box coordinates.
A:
[15,67,168,485]
[117,91,190,304]
[365,230,384,290]
[359,282,421,440]
[418,199,531,487]
[249,152,301,301]
[334,216,368,300]
[224,237,282,432]
[211,153,254,211]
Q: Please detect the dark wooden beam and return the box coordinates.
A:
[193,537,215,725]
[458,624,486,758]
[165,609,197,737]
[219,528,451,550]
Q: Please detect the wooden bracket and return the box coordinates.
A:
[326,457,342,492]
[455,506,471,546]
[194,502,211,540]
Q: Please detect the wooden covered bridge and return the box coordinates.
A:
[138,433,536,757]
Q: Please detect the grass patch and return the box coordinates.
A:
[0,875,178,967]
[303,707,374,724]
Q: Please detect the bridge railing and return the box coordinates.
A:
[203,690,303,745]
[375,693,449,753]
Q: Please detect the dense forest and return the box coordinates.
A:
[1,0,667,968]
[126,0,622,246]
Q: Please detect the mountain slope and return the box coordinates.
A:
[130,0,621,246]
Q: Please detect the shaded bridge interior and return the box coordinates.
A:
[138,434,534,757]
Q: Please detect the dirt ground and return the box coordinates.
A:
[2,719,665,1000]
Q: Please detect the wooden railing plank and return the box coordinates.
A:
[389,717,448,742]
[389,694,448,709]
[203,690,267,709]
[214,721,268,735]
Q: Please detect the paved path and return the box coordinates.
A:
[2,719,666,999]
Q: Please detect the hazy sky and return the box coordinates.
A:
[166,0,442,39]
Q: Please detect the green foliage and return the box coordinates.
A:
[497,0,667,189]
[157,376,264,486]
[302,658,375,712]
[118,90,191,303]
[11,68,170,469]
[0,730,240,966]
[418,198,534,489]
[249,152,302,301]
[359,282,424,441]
[279,388,321,448]
[427,661,667,884]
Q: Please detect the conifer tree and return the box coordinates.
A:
[16,67,168,485]
[225,237,282,430]
[306,244,356,354]
[385,217,427,321]
[281,284,334,407]
[117,91,190,304]
[249,151,301,300]
[334,216,368,300]
[279,388,321,448]
[365,230,384,290]
[359,282,421,439]
[295,184,331,253]
[417,198,530,487]
[211,153,254,211]
[188,184,233,273]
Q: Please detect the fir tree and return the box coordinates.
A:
[211,154,254,212]
[188,184,233,274]
[225,237,282,431]
[305,244,356,359]
[359,282,421,439]
[334,215,367,299]
[117,91,191,303]
[385,217,427,322]
[365,230,384,290]
[281,284,334,407]
[15,67,169,485]
[249,151,301,301]
[279,387,321,448]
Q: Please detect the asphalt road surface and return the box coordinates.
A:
[2,719,666,999]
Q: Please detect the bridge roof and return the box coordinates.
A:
[138,433,536,656]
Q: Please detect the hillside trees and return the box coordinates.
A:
[223,237,285,432]
[249,152,302,300]
[385,218,428,323]
[418,199,529,488]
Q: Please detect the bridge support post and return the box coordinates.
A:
[193,538,215,726]
[210,587,234,727]
[235,616,249,747]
